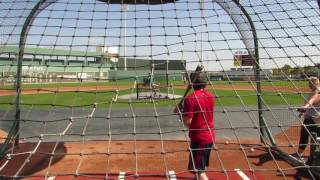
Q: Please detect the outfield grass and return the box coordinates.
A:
[1,81,130,89]
[212,79,308,87]
[1,79,307,109]
[0,89,306,109]
[1,79,308,90]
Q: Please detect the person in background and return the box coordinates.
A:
[294,77,320,161]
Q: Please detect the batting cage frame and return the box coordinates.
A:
[0,0,320,179]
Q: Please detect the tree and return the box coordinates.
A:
[302,66,318,77]
[291,67,303,76]
[272,68,281,76]
[282,64,292,76]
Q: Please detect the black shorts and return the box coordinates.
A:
[188,142,213,172]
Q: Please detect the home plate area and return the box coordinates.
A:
[31,170,264,180]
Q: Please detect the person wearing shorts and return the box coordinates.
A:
[294,77,320,161]
[175,71,215,180]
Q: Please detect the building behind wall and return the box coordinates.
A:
[0,46,112,84]
[116,58,186,71]
[0,46,187,84]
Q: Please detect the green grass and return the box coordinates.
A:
[1,81,134,89]
[0,78,308,109]
[212,80,307,87]
[1,79,308,90]
[0,89,307,109]
[260,80,307,87]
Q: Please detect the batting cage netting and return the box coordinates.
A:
[0,0,320,179]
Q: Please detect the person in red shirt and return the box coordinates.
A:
[175,71,215,180]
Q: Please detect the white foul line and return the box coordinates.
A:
[168,170,177,180]
[118,172,126,180]
[235,169,250,180]
[47,176,56,180]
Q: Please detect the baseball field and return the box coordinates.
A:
[0,79,312,179]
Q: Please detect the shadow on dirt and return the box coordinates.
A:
[247,147,317,180]
[0,142,66,178]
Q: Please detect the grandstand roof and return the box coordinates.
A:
[0,46,104,57]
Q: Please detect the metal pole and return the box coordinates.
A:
[136,83,139,100]
[200,0,204,63]
[1,70,3,86]
[166,60,169,98]
[123,4,128,71]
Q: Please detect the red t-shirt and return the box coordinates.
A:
[183,89,215,144]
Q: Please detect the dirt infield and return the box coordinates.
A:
[0,139,312,180]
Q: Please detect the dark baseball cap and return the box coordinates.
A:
[191,71,207,84]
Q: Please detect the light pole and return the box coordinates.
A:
[123,4,128,71]
[200,0,204,63]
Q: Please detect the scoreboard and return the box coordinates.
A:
[234,53,255,67]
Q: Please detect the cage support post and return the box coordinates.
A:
[15,1,44,146]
